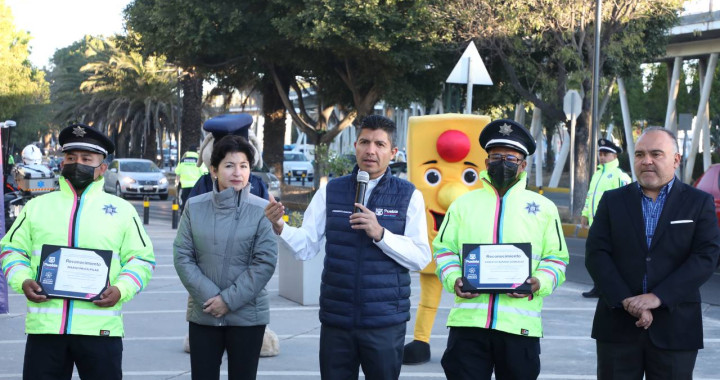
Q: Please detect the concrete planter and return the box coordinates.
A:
[278,238,325,306]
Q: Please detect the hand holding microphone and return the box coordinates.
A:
[350,171,384,242]
[354,170,369,213]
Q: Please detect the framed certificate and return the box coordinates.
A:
[36,245,112,301]
[460,243,532,294]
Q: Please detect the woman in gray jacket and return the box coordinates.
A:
[174,135,277,380]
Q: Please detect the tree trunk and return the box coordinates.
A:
[180,69,203,158]
[261,73,289,181]
[572,108,591,221]
[130,127,142,158]
[116,128,129,158]
[143,122,158,162]
[313,142,330,189]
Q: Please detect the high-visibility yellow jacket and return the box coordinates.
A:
[174,152,206,189]
[581,159,631,226]
[0,176,154,337]
[433,171,569,338]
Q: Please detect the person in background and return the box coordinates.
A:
[586,127,720,379]
[174,135,277,380]
[580,138,631,298]
[0,123,155,379]
[175,145,207,211]
[0,270,8,314]
[189,114,268,201]
[433,119,569,380]
[264,115,430,379]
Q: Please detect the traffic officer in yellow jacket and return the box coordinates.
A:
[0,123,155,380]
[580,138,630,298]
[433,119,569,380]
[174,146,206,209]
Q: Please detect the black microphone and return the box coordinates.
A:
[354,171,369,213]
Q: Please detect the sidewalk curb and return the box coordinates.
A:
[562,223,588,239]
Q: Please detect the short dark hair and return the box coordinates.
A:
[640,127,679,154]
[210,135,254,169]
[357,115,397,146]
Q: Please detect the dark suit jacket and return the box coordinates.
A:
[586,179,720,350]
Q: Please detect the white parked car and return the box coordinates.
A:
[104,158,169,200]
[283,152,314,182]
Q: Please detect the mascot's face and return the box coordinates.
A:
[407,114,490,241]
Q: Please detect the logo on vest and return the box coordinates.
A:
[525,202,540,215]
[103,204,118,216]
[100,330,111,336]
[375,208,399,217]
[521,328,529,336]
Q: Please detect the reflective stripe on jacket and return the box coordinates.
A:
[432,171,569,338]
[0,177,155,337]
[581,159,631,226]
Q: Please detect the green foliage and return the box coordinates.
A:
[287,211,304,227]
[49,34,180,159]
[271,0,457,113]
[0,0,49,120]
[327,152,355,177]
[10,103,56,149]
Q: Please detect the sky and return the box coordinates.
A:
[6,0,131,68]
[5,0,714,70]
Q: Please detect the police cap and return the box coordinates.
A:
[203,113,253,140]
[479,119,536,156]
[598,138,622,154]
[59,123,115,157]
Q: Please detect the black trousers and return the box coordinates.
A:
[23,333,122,380]
[597,331,698,380]
[441,327,541,380]
[319,322,406,380]
[179,187,192,212]
[188,322,265,380]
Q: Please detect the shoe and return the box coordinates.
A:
[582,287,599,298]
[403,340,430,365]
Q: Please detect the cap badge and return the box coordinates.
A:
[72,126,87,137]
[499,123,513,136]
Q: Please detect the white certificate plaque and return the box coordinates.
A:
[37,245,112,301]
[461,243,532,294]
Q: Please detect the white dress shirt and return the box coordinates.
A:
[278,174,431,271]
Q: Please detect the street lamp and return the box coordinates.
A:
[1,120,17,174]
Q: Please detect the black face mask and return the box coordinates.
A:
[487,160,519,191]
[62,163,98,191]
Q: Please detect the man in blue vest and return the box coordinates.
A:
[264,115,431,379]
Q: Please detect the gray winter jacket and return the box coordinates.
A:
[173,183,277,327]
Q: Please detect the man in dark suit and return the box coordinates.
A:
[586,127,720,379]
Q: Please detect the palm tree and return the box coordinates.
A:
[56,35,179,160]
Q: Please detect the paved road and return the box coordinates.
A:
[1,200,720,379]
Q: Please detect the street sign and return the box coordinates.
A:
[446,42,493,114]
[678,113,693,131]
[563,90,582,120]
[446,42,493,85]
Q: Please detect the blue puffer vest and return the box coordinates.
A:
[321,166,415,329]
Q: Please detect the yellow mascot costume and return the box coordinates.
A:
[403,114,489,364]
